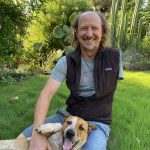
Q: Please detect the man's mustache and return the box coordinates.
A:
[82,35,96,40]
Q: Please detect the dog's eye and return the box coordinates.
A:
[79,124,84,131]
[67,121,72,125]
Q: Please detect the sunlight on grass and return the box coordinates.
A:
[124,71,150,88]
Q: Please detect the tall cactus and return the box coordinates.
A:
[121,13,128,51]
[135,18,142,50]
[117,0,127,51]
[110,0,119,47]
[129,0,141,47]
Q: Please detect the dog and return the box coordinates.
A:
[0,115,96,150]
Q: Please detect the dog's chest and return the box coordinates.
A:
[48,132,63,150]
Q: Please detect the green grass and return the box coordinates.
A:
[0,71,150,150]
[108,71,150,150]
[0,75,69,139]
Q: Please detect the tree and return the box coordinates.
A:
[0,0,30,67]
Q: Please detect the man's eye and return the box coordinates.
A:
[92,27,98,31]
[81,28,87,31]
[67,121,72,125]
[79,124,84,130]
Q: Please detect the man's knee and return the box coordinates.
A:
[82,123,109,150]
[82,137,107,150]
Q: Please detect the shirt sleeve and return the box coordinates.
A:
[118,51,124,80]
[50,56,67,82]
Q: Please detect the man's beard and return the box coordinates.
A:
[81,35,98,51]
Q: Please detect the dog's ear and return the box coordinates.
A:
[88,124,97,132]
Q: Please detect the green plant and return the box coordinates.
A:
[0,0,31,66]
[0,67,32,85]
[141,36,150,54]
[117,0,128,52]
[110,0,119,47]
[129,0,142,47]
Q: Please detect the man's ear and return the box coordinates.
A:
[74,29,79,39]
[88,124,97,132]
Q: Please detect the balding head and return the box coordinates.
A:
[72,11,108,47]
[78,11,101,27]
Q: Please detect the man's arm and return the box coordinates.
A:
[29,78,61,150]
[32,77,61,133]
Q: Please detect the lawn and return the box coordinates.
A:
[0,71,150,150]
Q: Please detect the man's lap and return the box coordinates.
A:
[22,109,110,150]
[82,121,110,150]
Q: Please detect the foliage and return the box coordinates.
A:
[93,0,112,13]
[0,67,33,86]
[1,0,149,72]
[109,0,150,68]
[123,50,150,71]
[141,36,150,54]
[0,0,30,66]
[22,0,93,69]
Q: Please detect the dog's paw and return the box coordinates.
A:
[35,123,62,136]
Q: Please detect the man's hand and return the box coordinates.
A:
[29,132,51,150]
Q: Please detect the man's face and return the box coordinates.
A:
[76,12,103,52]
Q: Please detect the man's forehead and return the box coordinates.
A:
[78,12,101,25]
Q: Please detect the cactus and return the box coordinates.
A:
[117,0,128,51]
[110,0,143,51]
[53,25,67,39]
[110,0,119,47]
[129,0,141,47]
[121,13,128,52]
[135,18,142,50]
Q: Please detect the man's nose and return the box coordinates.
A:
[86,28,93,37]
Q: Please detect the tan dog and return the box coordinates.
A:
[0,116,96,150]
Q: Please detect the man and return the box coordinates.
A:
[23,11,123,150]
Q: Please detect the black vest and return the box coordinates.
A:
[66,45,120,124]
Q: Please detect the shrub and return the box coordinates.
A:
[123,50,150,71]
[0,67,33,85]
[141,36,150,54]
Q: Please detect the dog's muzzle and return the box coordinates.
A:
[63,129,79,150]
[66,129,75,140]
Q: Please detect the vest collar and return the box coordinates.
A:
[70,44,105,63]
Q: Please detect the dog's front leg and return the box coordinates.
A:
[36,123,62,137]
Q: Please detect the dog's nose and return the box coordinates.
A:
[66,129,75,139]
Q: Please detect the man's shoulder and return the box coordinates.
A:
[105,47,120,54]
[104,47,120,59]
[57,55,66,62]
[104,47,120,64]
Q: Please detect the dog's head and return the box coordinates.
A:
[62,116,96,150]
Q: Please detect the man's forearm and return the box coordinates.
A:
[31,78,61,136]
[32,94,52,135]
